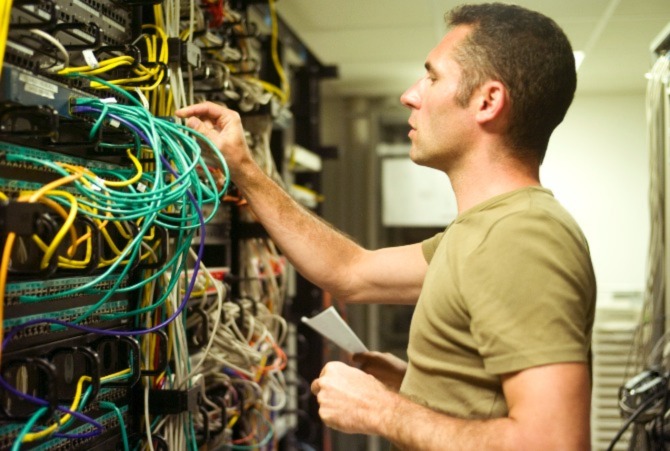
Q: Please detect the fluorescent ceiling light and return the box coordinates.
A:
[574,50,585,70]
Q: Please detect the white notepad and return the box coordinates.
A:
[301,306,368,354]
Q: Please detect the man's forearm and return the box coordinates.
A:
[234,161,364,301]
[377,394,517,451]
[374,390,589,451]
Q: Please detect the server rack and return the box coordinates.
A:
[0,1,335,449]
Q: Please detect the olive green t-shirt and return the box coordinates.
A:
[399,186,596,419]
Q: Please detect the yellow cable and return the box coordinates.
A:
[166,88,174,116]
[16,190,79,270]
[23,375,91,442]
[52,169,123,267]
[151,5,165,35]
[152,34,158,63]
[255,79,285,101]
[42,197,81,257]
[227,414,240,429]
[35,191,79,270]
[90,65,165,91]
[140,223,155,241]
[23,173,82,203]
[102,367,131,382]
[0,0,14,79]
[58,56,135,76]
[142,25,168,57]
[0,233,14,366]
[29,195,82,258]
[32,225,92,269]
[268,0,289,104]
[15,174,83,269]
[255,354,268,382]
[22,368,131,442]
[103,149,143,187]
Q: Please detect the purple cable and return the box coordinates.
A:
[53,430,102,439]
[71,106,153,145]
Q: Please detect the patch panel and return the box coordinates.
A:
[10,0,57,30]
[0,65,128,118]
[63,0,132,47]
[3,299,130,350]
[4,273,126,300]
[0,138,130,178]
[0,404,132,451]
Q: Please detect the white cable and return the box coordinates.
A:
[638,55,670,372]
[144,380,155,451]
[181,249,225,384]
[29,28,69,72]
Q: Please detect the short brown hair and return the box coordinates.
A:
[447,3,576,162]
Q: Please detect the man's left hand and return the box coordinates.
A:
[311,361,393,434]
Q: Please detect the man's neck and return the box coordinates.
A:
[448,148,541,214]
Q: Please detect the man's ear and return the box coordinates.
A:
[473,80,508,125]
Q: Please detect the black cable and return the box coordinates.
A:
[607,392,666,451]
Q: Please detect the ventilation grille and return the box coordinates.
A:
[591,304,641,451]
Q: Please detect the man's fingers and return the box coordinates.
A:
[185,116,203,130]
[351,353,364,363]
[185,117,222,140]
[176,101,227,119]
[311,377,321,395]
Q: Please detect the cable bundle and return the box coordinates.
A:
[0,78,230,449]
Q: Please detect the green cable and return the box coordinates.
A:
[99,402,129,451]
[101,236,191,319]
[88,101,109,140]
[11,407,48,451]
[68,73,144,108]
[188,412,198,451]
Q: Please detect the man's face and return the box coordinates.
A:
[400,25,476,172]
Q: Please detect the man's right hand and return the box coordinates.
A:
[175,101,253,182]
[352,351,408,392]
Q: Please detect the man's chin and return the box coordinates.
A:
[408,148,426,166]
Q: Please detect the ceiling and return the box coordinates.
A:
[276,0,670,98]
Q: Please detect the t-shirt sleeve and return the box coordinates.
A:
[422,232,445,263]
[460,210,594,375]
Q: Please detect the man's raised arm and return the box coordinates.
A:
[176,101,427,305]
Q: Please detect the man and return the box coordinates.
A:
[176,3,596,449]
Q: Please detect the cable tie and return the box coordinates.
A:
[137,182,146,192]
[99,97,118,104]
[87,177,104,192]
[146,380,202,415]
[82,49,100,69]
[108,118,121,128]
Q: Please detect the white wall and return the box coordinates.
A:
[541,93,649,304]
